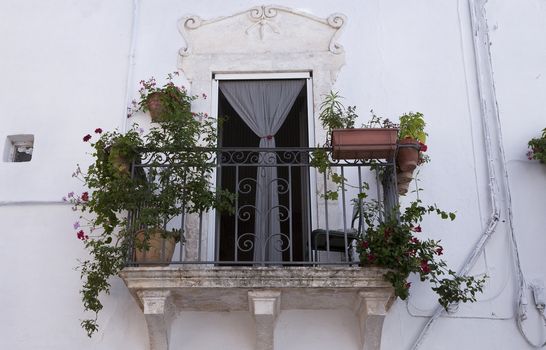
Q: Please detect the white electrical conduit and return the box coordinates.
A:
[122,0,141,133]
[412,0,542,348]
[0,201,70,206]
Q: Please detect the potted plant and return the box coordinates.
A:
[319,91,399,160]
[133,72,196,123]
[356,197,486,309]
[69,78,234,337]
[397,112,428,195]
[527,127,546,164]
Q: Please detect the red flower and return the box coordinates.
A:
[367,254,376,263]
[435,246,444,255]
[405,282,412,289]
[405,249,416,257]
[361,241,369,249]
[410,237,420,244]
[81,192,89,202]
[419,142,428,152]
[77,230,85,240]
[420,260,431,274]
[94,128,103,134]
[412,225,422,232]
[383,227,393,238]
[83,134,92,142]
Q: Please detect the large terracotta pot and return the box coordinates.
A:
[134,228,176,265]
[331,128,399,160]
[397,138,420,171]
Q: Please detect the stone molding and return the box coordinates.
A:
[178,5,346,57]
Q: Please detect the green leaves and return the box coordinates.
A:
[399,111,427,143]
[528,127,546,164]
[74,77,234,337]
[357,198,485,311]
[318,91,358,137]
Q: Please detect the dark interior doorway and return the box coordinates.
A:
[216,79,310,263]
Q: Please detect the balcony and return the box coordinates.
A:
[119,147,397,350]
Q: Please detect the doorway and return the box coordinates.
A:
[215,77,311,263]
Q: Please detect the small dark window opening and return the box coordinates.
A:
[4,135,34,162]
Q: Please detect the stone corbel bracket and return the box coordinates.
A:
[248,290,281,350]
[136,290,174,350]
[355,289,395,350]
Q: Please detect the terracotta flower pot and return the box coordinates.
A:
[146,92,166,122]
[104,145,131,176]
[397,138,420,171]
[397,170,414,184]
[331,128,399,160]
[146,92,191,122]
[398,180,410,196]
[134,228,176,265]
[397,170,414,196]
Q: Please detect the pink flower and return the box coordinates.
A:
[412,225,422,232]
[83,134,92,142]
[77,230,85,240]
[410,237,420,244]
[435,246,444,255]
[81,192,89,202]
[94,128,102,134]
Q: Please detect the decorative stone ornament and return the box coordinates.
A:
[178,5,346,57]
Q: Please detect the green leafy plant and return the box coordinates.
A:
[68,76,234,337]
[318,91,358,136]
[132,72,201,122]
[527,128,546,164]
[399,111,427,143]
[356,198,486,309]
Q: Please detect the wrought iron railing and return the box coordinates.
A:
[125,147,398,266]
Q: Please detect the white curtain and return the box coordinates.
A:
[219,80,305,262]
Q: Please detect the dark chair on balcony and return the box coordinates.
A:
[310,201,362,262]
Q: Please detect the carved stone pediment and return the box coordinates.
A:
[178,5,346,57]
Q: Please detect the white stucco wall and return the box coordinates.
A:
[1,0,545,349]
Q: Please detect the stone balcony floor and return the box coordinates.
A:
[120,266,395,350]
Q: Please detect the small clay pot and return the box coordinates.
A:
[397,170,414,184]
[397,139,420,172]
[146,92,166,122]
[398,181,410,196]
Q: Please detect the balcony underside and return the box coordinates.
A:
[120,266,395,350]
